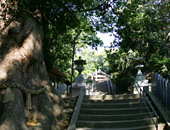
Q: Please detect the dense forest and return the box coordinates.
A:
[105,0,170,92]
[0,0,169,129]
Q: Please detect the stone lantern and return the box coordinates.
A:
[72,56,87,96]
[134,56,145,76]
[74,56,86,76]
[133,56,149,93]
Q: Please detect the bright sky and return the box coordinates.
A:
[95,32,115,54]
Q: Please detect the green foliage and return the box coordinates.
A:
[6,0,170,83]
[40,0,114,82]
[149,54,170,77]
[106,48,138,74]
[5,0,115,82]
[77,47,109,76]
[108,0,170,76]
[104,0,170,92]
[105,48,140,93]
[97,51,109,72]
[115,2,160,53]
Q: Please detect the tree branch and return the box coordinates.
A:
[85,4,104,12]
[84,1,116,15]
[73,30,82,42]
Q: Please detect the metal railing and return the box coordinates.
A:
[107,75,115,94]
[107,79,111,93]
[109,80,114,93]
[132,76,158,130]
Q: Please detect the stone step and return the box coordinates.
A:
[75,124,161,130]
[78,112,154,121]
[81,102,145,109]
[82,98,141,104]
[79,107,149,115]
[84,94,141,100]
[72,93,162,130]
[76,118,156,128]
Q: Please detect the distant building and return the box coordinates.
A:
[88,69,108,82]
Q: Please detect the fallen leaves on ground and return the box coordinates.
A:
[26,119,38,127]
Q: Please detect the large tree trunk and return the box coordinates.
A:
[0,12,66,130]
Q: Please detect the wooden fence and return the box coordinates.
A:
[151,72,170,111]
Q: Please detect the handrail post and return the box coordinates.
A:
[107,79,110,93]
[140,86,142,113]
[92,82,94,95]
[130,76,132,95]
[156,118,158,130]
[94,80,96,92]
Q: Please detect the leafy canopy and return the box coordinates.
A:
[106,0,170,81]
[3,0,118,81]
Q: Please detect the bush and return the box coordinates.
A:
[113,73,131,94]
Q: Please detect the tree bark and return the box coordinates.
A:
[0,12,66,130]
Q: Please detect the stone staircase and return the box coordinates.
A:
[93,81,111,95]
[74,94,164,130]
